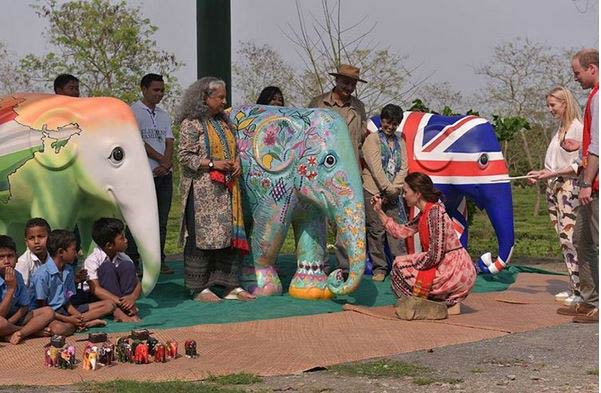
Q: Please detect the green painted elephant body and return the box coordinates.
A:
[0,94,161,294]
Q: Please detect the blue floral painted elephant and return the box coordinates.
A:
[231,106,365,300]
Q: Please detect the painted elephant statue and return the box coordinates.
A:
[0,94,161,293]
[368,112,515,274]
[232,105,366,300]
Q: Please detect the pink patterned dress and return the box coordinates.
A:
[385,202,476,306]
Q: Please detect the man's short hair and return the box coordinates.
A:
[380,104,404,124]
[140,73,164,89]
[24,217,51,236]
[92,218,125,248]
[0,235,17,253]
[573,48,599,68]
[53,74,79,93]
[47,229,76,257]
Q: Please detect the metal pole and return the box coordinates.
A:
[196,0,231,104]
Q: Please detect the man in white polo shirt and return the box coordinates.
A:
[130,73,175,274]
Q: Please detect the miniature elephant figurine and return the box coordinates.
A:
[166,340,178,358]
[134,342,149,364]
[154,344,166,363]
[0,94,161,294]
[232,106,366,300]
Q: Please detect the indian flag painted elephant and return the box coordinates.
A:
[0,94,161,294]
[232,105,366,300]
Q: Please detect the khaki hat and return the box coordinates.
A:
[329,64,367,83]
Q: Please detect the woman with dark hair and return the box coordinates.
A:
[177,76,255,302]
[371,172,476,312]
[256,86,285,106]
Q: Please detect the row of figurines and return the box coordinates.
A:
[44,336,198,370]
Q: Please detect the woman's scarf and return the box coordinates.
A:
[413,202,437,298]
[378,130,408,224]
[378,131,402,182]
[204,118,249,254]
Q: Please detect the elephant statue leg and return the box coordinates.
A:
[288,203,332,300]
[243,199,296,296]
[444,195,470,248]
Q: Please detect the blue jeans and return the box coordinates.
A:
[127,172,173,265]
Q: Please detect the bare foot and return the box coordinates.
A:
[85,319,108,328]
[114,308,141,323]
[194,289,222,303]
[9,331,23,345]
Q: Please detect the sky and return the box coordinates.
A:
[0,0,599,105]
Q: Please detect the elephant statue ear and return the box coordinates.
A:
[253,115,301,173]
[24,102,82,171]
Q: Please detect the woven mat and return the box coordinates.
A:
[0,273,573,386]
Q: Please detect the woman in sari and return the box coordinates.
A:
[371,172,476,311]
[177,77,255,302]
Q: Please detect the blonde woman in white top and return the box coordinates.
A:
[528,86,583,306]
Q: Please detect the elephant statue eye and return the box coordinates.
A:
[323,154,337,168]
[478,153,489,168]
[109,147,125,165]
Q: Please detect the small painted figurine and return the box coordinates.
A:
[116,337,133,363]
[154,343,166,363]
[44,346,59,367]
[184,340,197,359]
[82,347,98,371]
[134,342,149,364]
[98,342,114,366]
[166,340,178,359]
[147,336,159,356]
[58,347,76,369]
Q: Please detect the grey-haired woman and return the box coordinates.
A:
[177,77,255,302]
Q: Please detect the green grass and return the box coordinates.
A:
[328,359,464,386]
[412,377,464,386]
[328,359,429,378]
[165,171,561,259]
[463,186,560,259]
[78,380,245,393]
[204,373,263,385]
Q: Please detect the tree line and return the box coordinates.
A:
[0,0,586,214]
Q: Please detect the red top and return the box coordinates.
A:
[582,84,599,191]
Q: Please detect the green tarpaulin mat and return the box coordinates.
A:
[93,255,562,333]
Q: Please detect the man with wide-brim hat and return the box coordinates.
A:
[309,64,368,164]
[308,64,368,278]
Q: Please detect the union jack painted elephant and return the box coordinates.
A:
[368,112,515,274]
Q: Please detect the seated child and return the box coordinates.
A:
[31,230,115,336]
[0,235,54,344]
[85,218,142,322]
[16,218,52,287]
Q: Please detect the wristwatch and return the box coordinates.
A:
[579,179,592,188]
[208,160,214,169]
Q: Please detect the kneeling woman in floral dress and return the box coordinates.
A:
[371,172,476,309]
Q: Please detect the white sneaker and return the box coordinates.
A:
[555,291,571,302]
[563,294,584,306]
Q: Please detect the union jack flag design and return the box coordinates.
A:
[367,111,509,185]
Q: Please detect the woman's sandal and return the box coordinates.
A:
[447,303,461,315]
[194,289,222,303]
[224,287,256,301]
